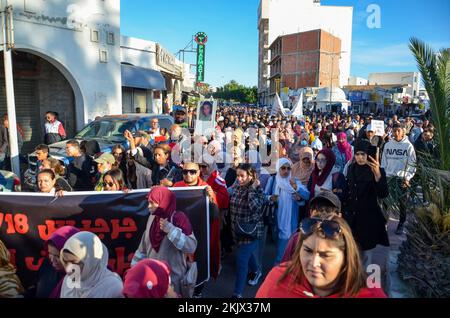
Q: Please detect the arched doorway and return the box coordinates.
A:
[0,50,79,153]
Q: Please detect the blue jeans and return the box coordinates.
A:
[234,240,260,296]
[274,238,290,265]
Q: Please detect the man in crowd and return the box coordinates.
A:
[65,139,95,191]
[381,123,417,235]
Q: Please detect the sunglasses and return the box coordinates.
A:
[182,169,198,176]
[280,166,291,171]
[105,181,115,187]
[300,218,341,239]
[302,157,311,162]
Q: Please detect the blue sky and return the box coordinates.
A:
[121,0,450,87]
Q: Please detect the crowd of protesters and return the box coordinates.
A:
[0,102,439,299]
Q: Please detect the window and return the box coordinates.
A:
[91,29,100,42]
[99,50,108,63]
[107,32,115,45]
[133,89,147,113]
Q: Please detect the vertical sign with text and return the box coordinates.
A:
[195,32,208,84]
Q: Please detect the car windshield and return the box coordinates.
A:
[75,120,136,141]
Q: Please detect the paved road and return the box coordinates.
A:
[202,219,413,298]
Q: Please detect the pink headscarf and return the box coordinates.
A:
[123,259,172,298]
[337,132,352,162]
[147,187,193,253]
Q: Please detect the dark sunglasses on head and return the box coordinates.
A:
[182,169,198,175]
[280,166,291,171]
[300,218,341,239]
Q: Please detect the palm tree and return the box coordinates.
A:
[397,38,450,298]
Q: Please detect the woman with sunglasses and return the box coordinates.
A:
[265,158,310,265]
[229,164,266,298]
[307,149,347,206]
[102,169,127,191]
[256,216,387,298]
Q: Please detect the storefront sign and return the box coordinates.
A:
[156,44,182,78]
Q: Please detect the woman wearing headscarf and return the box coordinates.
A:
[0,240,24,298]
[31,226,80,298]
[59,231,123,298]
[265,158,310,265]
[291,147,315,186]
[307,148,347,206]
[346,140,390,292]
[332,132,354,173]
[132,186,197,297]
[123,259,179,298]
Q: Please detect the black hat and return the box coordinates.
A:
[392,122,405,129]
[354,139,371,154]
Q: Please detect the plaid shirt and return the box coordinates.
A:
[229,183,266,244]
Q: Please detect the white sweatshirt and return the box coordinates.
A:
[381,136,417,181]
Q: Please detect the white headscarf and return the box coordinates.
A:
[275,158,297,240]
[60,232,123,298]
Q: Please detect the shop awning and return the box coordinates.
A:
[121,64,166,90]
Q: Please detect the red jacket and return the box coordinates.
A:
[172,179,221,279]
[206,170,230,210]
[256,263,387,298]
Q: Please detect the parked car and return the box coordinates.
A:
[24,114,174,190]
[0,170,21,192]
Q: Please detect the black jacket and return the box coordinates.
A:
[346,163,390,251]
[67,154,95,191]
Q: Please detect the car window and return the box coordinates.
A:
[139,118,172,131]
[76,120,136,140]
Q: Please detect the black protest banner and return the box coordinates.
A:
[0,187,210,290]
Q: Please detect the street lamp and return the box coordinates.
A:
[323,50,347,109]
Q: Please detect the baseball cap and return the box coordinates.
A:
[175,108,186,114]
[309,190,342,212]
[94,153,116,165]
[366,124,374,132]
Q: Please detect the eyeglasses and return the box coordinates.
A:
[300,218,342,239]
[280,166,291,171]
[302,158,311,162]
[182,169,198,176]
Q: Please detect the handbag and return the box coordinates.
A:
[169,212,198,298]
[180,253,198,298]
[234,219,259,240]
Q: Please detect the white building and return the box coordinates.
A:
[315,87,351,113]
[368,72,421,98]
[258,0,353,106]
[0,0,195,152]
[348,76,368,86]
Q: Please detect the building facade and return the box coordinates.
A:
[368,72,421,98]
[0,0,195,152]
[258,0,353,107]
[268,30,341,101]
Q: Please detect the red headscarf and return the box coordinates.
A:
[147,186,193,253]
[310,148,336,197]
[336,132,352,162]
[123,259,172,298]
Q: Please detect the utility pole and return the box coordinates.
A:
[1,0,20,176]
